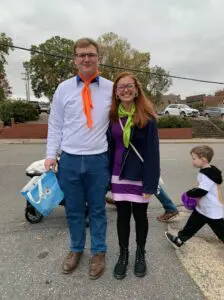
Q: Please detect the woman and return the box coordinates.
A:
[108,72,160,279]
[106,187,179,223]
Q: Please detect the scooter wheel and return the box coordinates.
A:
[25,210,43,224]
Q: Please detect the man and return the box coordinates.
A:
[45,38,113,279]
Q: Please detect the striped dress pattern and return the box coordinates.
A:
[111,118,150,203]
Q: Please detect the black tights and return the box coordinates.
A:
[116,201,149,248]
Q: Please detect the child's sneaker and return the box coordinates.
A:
[165,232,184,249]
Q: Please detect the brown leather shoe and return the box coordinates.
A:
[157,211,179,223]
[89,253,106,280]
[62,251,83,274]
[105,197,116,206]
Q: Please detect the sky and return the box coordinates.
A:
[1,0,224,101]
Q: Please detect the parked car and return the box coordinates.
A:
[164,104,199,117]
[29,101,41,114]
[39,102,50,113]
[47,102,51,114]
[156,110,164,116]
[202,107,224,120]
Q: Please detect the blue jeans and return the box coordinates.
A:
[155,186,177,213]
[58,151,109,254]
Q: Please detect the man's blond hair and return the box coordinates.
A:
[73,38,99,55]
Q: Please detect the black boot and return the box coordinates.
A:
[113,247,129,280]
[134,245,146,277]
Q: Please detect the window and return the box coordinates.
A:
[180,105,190,109]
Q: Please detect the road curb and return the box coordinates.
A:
[0,139,47,144]
[0,138,223,144]
[160,138,224,144]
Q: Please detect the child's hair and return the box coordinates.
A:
[190,145,214,163]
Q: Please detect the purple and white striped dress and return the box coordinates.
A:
[111,118,149,203]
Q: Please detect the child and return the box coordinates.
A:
[165,145,224,248]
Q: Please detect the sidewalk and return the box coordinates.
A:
[0,138,224,144]
[167,208,224,300]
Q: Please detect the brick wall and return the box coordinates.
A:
[0,123,48,139]
[158,128,192,139]
[0,122,192,139]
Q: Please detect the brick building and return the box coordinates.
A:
[159,94,181,110]
[185,90,224,107]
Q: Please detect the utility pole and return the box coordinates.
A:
[21,73,28,101]
[21,65,30,101]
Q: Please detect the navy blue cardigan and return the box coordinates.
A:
[107,117,160,194]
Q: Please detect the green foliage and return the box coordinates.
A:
[25,33,171,102]
[0,101,39,125]
[148,66,172,106]
[98,32,150,90]
[157,116,192,128]
[190,102,204,112]
[12,101,39,123]
[0,33,13,64]
[98,32,172,103]
[24,36,74,100]
[0,101,13,125]
[0,33,13,100]
[210,117,224,131]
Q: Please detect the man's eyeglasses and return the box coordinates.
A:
[116,83,135,92]
[75,53,98,59]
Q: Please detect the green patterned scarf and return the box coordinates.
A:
[118,103,136,148]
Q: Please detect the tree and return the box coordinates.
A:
[25,33,171,104]
[0,33,13,100]
[98,32,150,94]
[147,66,172,106]
[191,102,204,112]
[98,32,171,105]
[215,89,224,97]
[24,36,74,100]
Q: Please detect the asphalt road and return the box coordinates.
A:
[0,143,223,300]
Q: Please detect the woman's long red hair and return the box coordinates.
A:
[109,72,156,128]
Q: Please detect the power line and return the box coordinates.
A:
[1,43,224,85]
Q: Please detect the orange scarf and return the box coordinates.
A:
[78,71,99,128]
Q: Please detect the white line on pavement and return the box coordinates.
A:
[0,163,26,166]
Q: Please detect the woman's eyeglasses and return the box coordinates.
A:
[116,83,135,92]
[75,53,98,59]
